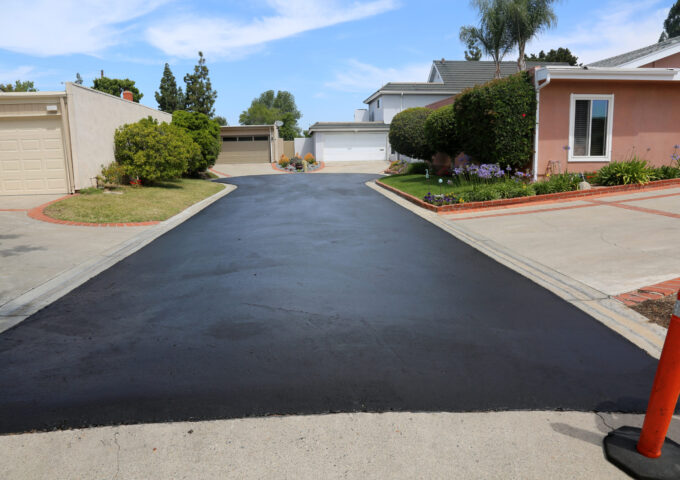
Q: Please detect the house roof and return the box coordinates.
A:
[589,36,680,68]
[535,66,680,82]
[363,60,567,103]
[308,122,390,133]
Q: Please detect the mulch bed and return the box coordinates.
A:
[631,295,676,329]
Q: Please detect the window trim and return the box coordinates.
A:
[568,94,614,163]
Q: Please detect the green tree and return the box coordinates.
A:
[171,110,221,174]
[388,107,433,161]
[464,37,483,61]
[183,51,217,117]
[505,0,558,71]
[75,73,84,85]
[460,0,514,79]
[213,115,228,126]
[660,1,680,41]
[239,90,302,140]
[527,48,578,66]
[92,77,143,102]
[155,63,184,113]
[114,117,198,182]
[0,80,37,92]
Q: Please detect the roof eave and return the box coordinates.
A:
[537,66,680,81]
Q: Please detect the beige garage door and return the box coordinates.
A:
[0,117,68,195]
[217,136,270,164]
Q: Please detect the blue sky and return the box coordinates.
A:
[0,0,671,130]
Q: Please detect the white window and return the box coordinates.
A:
[377,98,381,108]
[568,94,614,162]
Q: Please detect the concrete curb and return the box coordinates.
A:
[367,180,666,359]
[0,183,236,334]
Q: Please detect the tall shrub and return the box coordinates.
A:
[424,105,460,158]
[388,107,433,161]
[114,117,199,182]
[454,71,536,169]
[171,110,221,174]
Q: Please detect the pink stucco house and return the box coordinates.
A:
[531,36,680,180]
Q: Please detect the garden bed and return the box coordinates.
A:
[376,177,680,213]
[632,295,676,329]
[43,178,224,223]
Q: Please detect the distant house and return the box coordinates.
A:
[305,60,563,163]
[0,83,170,196]
[531,36,680,179]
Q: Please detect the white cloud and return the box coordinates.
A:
[145,0,399,59]
[324,59,432,93]
[527,0,669,64]
[0,66,38,83]
[0,0,170,56]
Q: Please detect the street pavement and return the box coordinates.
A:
[0,174,659,435]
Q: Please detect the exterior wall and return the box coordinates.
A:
[283,140,295,158]
[380,93,456,124]
[640,52,680,68]
[536,79,680,177]
[367,98,382,122]
[294,137,314,157]
[354,109,369,122]
[312,132,327,162]
[66,83,171,190]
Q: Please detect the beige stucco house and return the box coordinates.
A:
[0,83,171,196]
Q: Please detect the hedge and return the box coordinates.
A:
[171,110,221,175]
[388,107,433,161]
[114,117,200,182]
[424,104,459,158]
[453,72,536,169]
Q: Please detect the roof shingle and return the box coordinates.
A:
[588,36,680,67]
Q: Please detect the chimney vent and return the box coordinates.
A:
[122,90,133,101]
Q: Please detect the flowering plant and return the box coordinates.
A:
[423,192,460,206]
[129,177,142,187]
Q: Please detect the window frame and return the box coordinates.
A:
[568,94,615,163]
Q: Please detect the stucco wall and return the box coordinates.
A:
[294,137,314,157]
[380,93,456,124]
[641,51,680,68]
[536,79,680,177]
[65,83,171,189]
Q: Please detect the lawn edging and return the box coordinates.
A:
[376,177,680,214]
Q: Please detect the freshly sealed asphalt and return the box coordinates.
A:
[0,174,659,434]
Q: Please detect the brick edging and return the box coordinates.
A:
[27,194,160,227]
[271,161,326,173]
[375,178,680,214]
[209,167,231,177]
[614,278,680,307]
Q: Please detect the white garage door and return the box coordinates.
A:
[0,117,68,195]
[324,132,387,162]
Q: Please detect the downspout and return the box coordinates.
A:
[532,69,551,182]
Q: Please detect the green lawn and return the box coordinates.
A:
[379,174,474,198]
[45,178,224,223]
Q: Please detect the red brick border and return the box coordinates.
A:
[375,178,680,214]
[209,167,231,177]
[272,161,326,173]
[614,278,680,307]
[27,195,160,227]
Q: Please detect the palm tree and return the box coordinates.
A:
[460,0,514,79]
[506,0,558,72]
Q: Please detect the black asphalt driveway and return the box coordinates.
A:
[0,174,658,434]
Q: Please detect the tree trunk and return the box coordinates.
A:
[494,60,501,79]
[517,41,526,71]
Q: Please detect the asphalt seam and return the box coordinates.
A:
[367,180,666,359]
[0,183,237,334]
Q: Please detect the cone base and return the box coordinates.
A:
[604,426,680,480]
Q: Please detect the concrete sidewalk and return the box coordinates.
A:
[3,410,677,479]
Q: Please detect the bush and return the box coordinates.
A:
[171,111,221,175]
[463,181,535,202]
[304,152,316,164]
[532,173,581,195]
[389,107,433,160]
[653,165,680,180]
[424,105,460,157]
[278,155,290,167]
[407,162,429,174]
[114,117,198,182]
[594,157,655,185]
[454,72,536,169]
[98,162,127,186]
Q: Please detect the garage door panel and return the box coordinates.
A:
[217,138,270,164]
[0,117,68,195]
[324,132,387,162]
